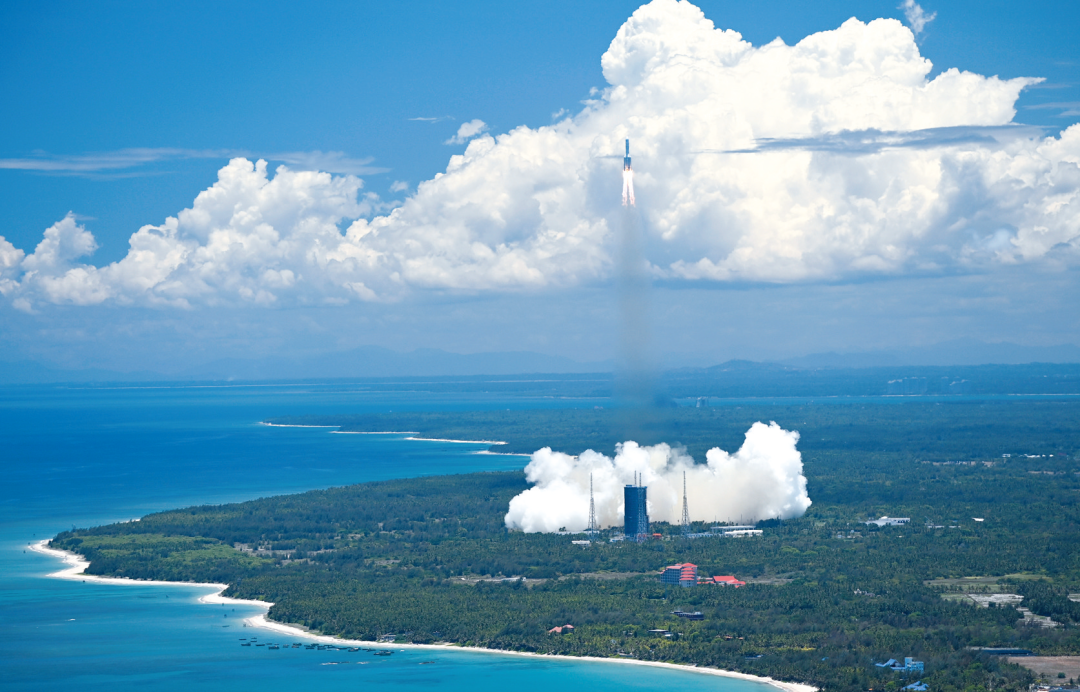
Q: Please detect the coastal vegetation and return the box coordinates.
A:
[51,398,1080,692]
[264,397,1080,462]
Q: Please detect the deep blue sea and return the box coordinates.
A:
[0,383,771,692]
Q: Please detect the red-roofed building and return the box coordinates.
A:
[712,575,746,587]
[660,563,698,587]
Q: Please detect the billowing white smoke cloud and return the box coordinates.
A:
[2,0,1078,310]
[504,422,810,533]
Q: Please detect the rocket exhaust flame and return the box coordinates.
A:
[622,138,635,207]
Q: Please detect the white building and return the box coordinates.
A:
[866,517,910,527]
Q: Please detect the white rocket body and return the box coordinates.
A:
[621,138,635,207]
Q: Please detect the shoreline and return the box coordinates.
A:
[404,436,507,445]
[259,422,340,428]
[31,539,814,692]
[329,430,419,435]
[28,540,272,608]
[247,614,815,692]
[261,421,514,447]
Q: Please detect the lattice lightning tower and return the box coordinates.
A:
[587,473,598,532]
[681,471,691,534]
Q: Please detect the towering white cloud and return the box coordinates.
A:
[2,0,1078,310]
[504,422,810,533]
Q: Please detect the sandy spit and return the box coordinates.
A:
[259,423,340,428]
[329,430,419,435]
[403,436,507,444]
[261,423,507,446]
[28,540,270,608]
[31,540,814,692]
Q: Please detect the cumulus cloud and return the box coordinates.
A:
[900,0,937,35]
[444,119,490,145]
[6,161,389,309]
[2,0,1078,309]
[504,422,810,533]
[267,151,387,176]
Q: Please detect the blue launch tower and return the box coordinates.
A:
[624,473,649,542]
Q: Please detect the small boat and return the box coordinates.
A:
[374,650,393,656]
[241,643,251,647]
[269,645,280,650]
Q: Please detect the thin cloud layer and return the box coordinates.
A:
[2,0,1078,309]
[0,147,387,178]
[899,0,937,36]
[444,119,489,145]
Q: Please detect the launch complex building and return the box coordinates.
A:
[624,474,649,542]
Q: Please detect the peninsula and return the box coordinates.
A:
[49,400,1080,692]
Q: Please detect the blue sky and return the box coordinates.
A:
[1,0,1078,373]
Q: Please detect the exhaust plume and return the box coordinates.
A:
[504,422,810,533]
[621,138,635,207]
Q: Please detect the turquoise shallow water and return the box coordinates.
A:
[0,383,769,692]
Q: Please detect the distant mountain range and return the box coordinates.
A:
[188,347,614,380]
[2,339,1078,384]
[0,346,614,384]
[779,339,1080,368]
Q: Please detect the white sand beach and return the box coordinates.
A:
[404,436,507,444]
[247,614,815,692]
[259,423,340,428]
[32,539,815,692]
[263,424,507,446]
[29,540,270,609]
[329,430,419,434]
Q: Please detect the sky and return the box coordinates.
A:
[1,0,1079,374]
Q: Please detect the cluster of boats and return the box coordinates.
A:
[238,637,394,655]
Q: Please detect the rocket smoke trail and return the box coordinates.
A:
[616,138,656,438]
[621,138,635,207]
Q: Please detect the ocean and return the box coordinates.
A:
[0,383,771,692]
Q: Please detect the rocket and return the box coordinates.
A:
[621,138,635,207]
[624,138,632,171]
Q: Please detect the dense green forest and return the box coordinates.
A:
[52,399,1080,692]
